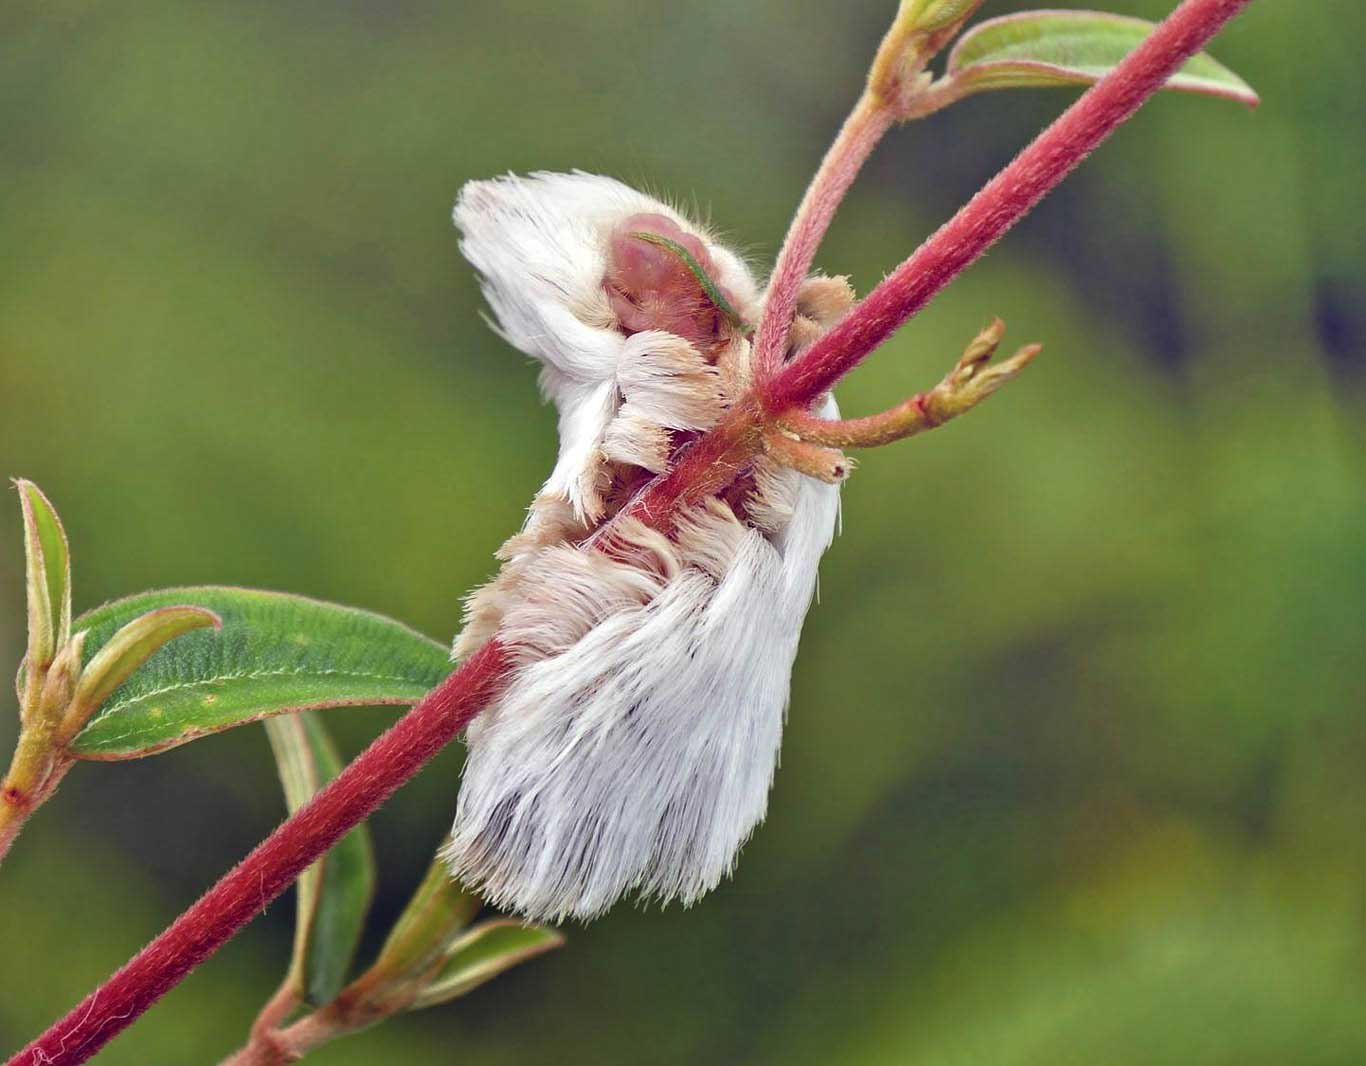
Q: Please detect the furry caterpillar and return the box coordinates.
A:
[443,172,851,922]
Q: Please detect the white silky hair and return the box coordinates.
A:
[445,171,840,922]
[453,171,758,523]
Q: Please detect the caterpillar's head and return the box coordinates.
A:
[605,213,748,356]
[453,172,758,390]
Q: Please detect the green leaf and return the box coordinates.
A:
[67,587,454,758]
[266,711,375,1006]
[370,858,482,983]
[946,11,1259,107]
[16,480,72,679]
[66,606,221,734]
[408,920,564,1010]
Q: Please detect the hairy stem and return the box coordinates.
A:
[10,0,1256,1061]
[0,803,24,866]
[778,319,1042,449]
[0,729,70,866]
[750,4,953,382]
[752,95,895,381]
[765,0,1258,410]
[221,1006,349,1066]
[223,980,303,1066]
[221,974,395,1066]
[621,0,1256,540]
[222,982,379,1066]
[219,1026,292,1066]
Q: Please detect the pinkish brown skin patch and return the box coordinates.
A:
[604,213,740,358]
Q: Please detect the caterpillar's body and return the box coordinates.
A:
[444,172,850,921]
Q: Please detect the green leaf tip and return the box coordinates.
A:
[65,586,454,759]
[897,0,985,35]
[408,920,565,1010]
[370,858,481,986]
[67,606,222,736]
[266,712,375,1007]
[15,479,72,680]
[946,11,1260,108]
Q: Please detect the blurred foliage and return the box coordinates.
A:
[1,0,1362,1063]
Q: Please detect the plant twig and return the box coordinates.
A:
[764,0,1258,409]
[0,738,72,865]
[777,318,1041,448]
[616,0,1255,537]
[220,1005,348,1066]
[229,980,301,1065]
[752,97,896,382]
[750,3,962,383]
[9,1,1257,1061]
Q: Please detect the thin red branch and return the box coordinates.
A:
[765,0,1258,410]
[10,642,511,1066]
[623,0,1256,537]
[11,0,1256,1061]
[751,98,895,381]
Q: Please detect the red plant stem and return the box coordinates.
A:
[751,97,895,381]
[621,0,1258,538]
[9,642,511,1066]
[765,0,1258,411]
[11,1,1256,1061]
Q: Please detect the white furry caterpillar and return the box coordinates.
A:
[443,172,852,922]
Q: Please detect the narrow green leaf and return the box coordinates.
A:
[946,11,1259,107]
[38,632,86,723]
[66,606,222,734]
[408,920,565,1010]
[265,712,375,1007]
[370,858,481,982]
[67,587,454,758]
[15,480,72,678]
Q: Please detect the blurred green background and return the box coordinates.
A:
[2,0,1362,1062]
